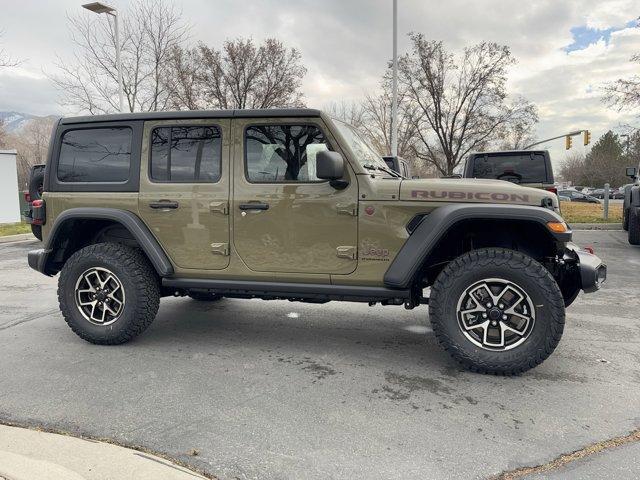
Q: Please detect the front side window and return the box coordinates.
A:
[150,126,221,182]
[58,127,132,183]
[245,125,329,182]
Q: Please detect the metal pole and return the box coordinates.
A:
[390,0,398,157]
[112,12,125,112]
[603,183,609,221]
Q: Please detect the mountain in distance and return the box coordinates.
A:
[0,111,58,132]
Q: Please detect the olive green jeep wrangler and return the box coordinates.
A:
[26,109,606,375]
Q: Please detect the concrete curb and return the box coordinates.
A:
[0,233,36,244]
[571,223,623,231]
[0,424,209,480]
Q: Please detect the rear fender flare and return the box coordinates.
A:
[43,208,173,277]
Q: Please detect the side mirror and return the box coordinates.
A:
[316,151,344,180]
[626,166,637,179]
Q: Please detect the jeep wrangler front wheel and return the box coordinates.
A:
[429,248,565,375]
[58,243,160,344]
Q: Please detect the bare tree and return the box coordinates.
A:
[558,151,586,185]
[163,38,306,110]
[325,76,438,176]
[6,117,56,188]
[50,0,189,114]
[0,30,19,68]
[603,53,640,113]
[397,35,538,175]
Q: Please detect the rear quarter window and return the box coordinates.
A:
[57,127,132,183]
[471,153,549,184]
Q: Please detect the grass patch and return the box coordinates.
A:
[0,222,32,237]
[560,201,622,224]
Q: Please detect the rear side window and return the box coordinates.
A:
[57,127,132,183]
[150,126,221,182]
[245,124,329,182]
[471,153,548,183]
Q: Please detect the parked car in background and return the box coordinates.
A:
[461,150,557,194]
[558,190,601,204]
[612,187,627,200]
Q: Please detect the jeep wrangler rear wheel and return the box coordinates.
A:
[429,248,565,375]
[58,243,160,344]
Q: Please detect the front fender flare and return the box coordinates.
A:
[383,203,570,289]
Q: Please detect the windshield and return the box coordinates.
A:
[332,119,391,172]
[471,153,549,184]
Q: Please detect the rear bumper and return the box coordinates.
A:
[28,248,51,275]
[565,243,606,293]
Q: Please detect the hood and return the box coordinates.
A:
[399,177,557,207]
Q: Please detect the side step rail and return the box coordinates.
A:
[162,278,410,303]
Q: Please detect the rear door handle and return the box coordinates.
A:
[239,202,269,211]
[149,200,179,210]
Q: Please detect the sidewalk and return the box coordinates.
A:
[0,424,208,480]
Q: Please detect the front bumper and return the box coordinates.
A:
[565,243,607,293]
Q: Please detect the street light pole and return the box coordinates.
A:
[390,0,398,157]
[82,2,125,113]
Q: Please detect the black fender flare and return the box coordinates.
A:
[383,203,571,289]
[41,207,173,277]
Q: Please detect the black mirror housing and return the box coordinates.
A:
[626,166,637,179]
[316,151,344,180]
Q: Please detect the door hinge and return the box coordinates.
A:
[336,202,358,216]
[336,246,357,260]
[210,242,229,256]
[209,201,229,215]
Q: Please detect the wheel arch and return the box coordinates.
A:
[384,203,570,289]
[41,208,173,277]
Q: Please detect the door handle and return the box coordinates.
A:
[239,202,269,211]
[149,200,179,210]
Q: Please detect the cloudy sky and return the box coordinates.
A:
[0,0,638,163]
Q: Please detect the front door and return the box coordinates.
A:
[138,119,231,270]
[232,118,358,275]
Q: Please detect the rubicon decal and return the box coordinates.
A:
[411,190,530,202]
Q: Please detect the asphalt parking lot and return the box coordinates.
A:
[0,230,638,480]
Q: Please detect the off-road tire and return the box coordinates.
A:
[58,243,160,344]
[187,290,223,302]
[628,207,640,245]
[429,248,565,375]
[28,169,44,201]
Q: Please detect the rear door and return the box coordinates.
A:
[138,119,231,270]
[231,117,358,275]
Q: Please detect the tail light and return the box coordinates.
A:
[546,187,558,195]
[23,191,31,203]
[31,199,45,225]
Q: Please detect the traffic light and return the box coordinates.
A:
[565,135,572,150]
[583,130,591,146]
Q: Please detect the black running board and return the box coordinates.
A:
[162,278,410,303]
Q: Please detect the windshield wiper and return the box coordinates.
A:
[363,163,403,178]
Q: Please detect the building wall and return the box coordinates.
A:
[0,150,21,223]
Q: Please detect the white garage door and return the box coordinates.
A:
[0,150,20,224]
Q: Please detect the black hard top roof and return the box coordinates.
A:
[60,108,322,125]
